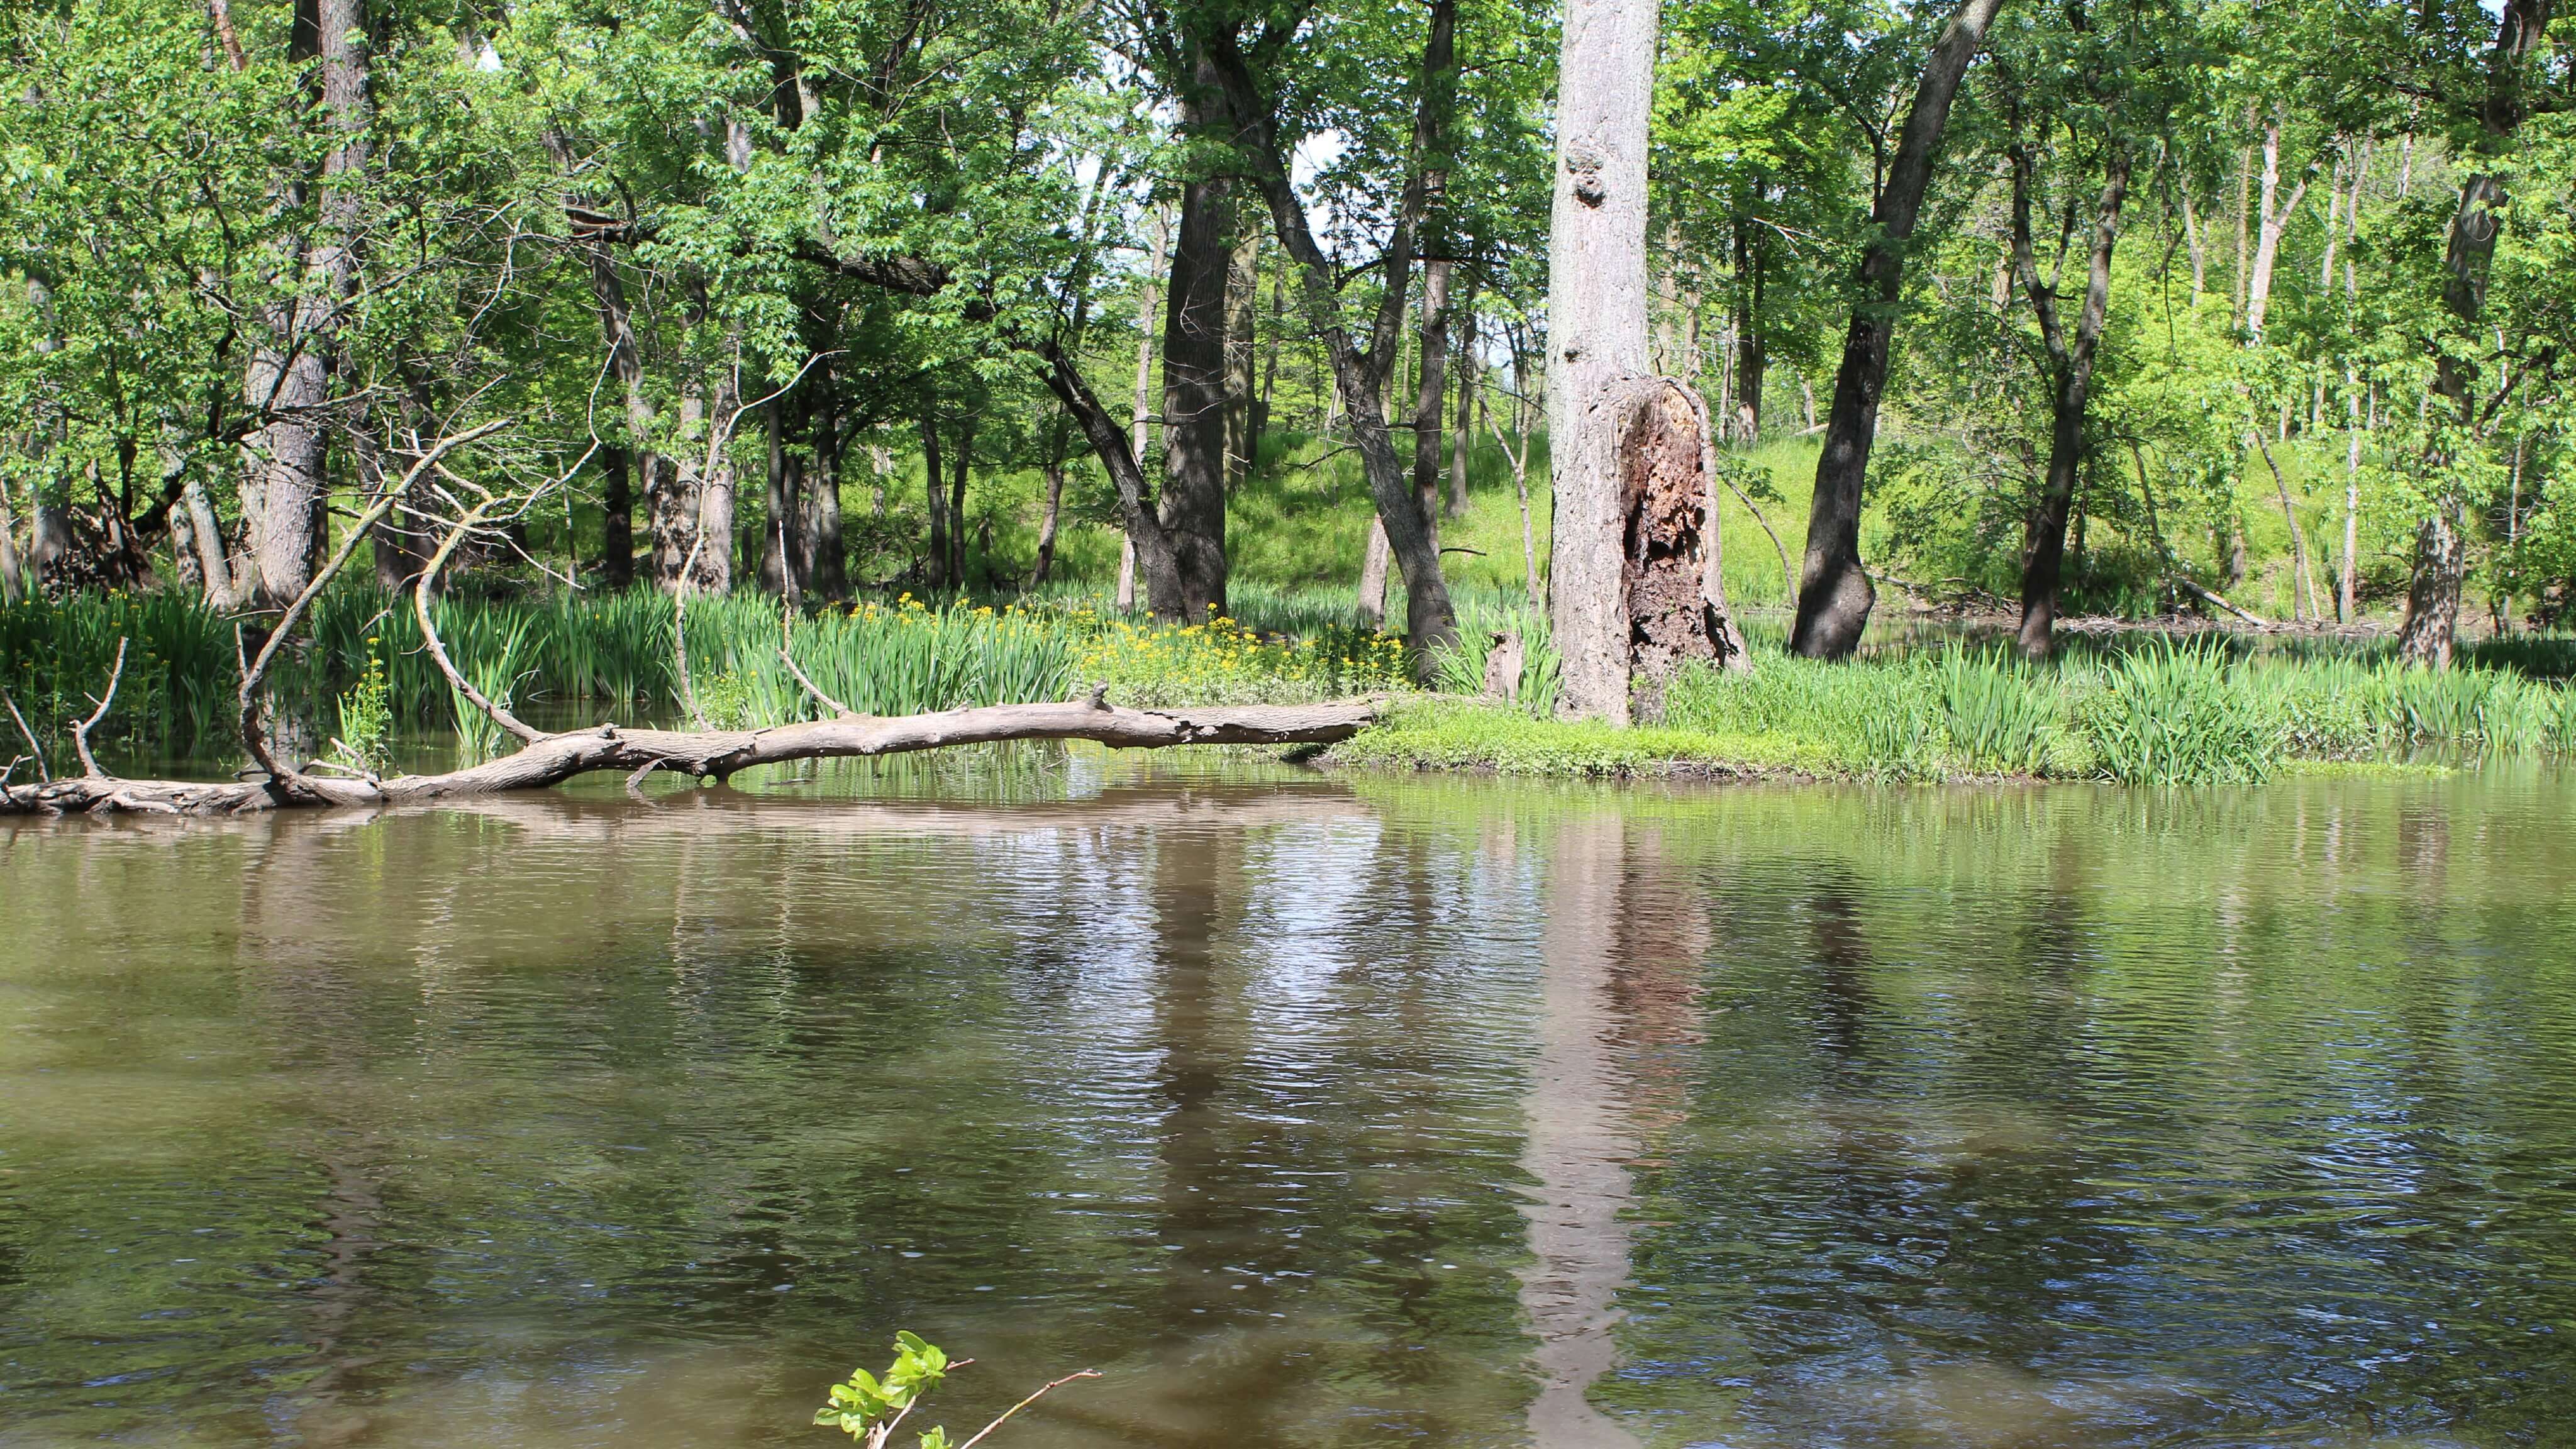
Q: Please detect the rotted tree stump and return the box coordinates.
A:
[1601,376,1751,718]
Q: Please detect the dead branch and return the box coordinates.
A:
[238,419,512,781]
[415,496,543,746]
[1,684,48,784]
[72,637,127,779]
[778,648,855,717]
[1,696,1381,817]
[2175,575,2266,625]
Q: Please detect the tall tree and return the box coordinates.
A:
[2399,0,2556,665]
[1787,0,2006,659]
[1206,0,1463,656]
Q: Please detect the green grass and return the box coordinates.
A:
[1334,638,2576,786]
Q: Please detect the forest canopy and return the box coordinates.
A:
[0,0,2567,670]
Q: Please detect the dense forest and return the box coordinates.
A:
[0,0,2565,676]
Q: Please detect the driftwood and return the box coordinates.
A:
[0,696,1381,817]
[2,411,1372,819]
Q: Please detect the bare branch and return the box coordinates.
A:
[414,497,545,747]
[778,649,854,717]
[4,697,1383,816]
[237,418,513,782]
[72,637,128,779]
[1,684,48,784]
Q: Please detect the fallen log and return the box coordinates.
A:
[0,694,1381,818]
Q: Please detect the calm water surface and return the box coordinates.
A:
[4,757,2575,1448]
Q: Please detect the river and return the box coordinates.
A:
[4,756,2573,1446]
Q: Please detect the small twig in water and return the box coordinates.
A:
[954,1370,1103,1449]
[73,637,128,779]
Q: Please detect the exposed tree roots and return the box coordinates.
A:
[0,696,1380,817]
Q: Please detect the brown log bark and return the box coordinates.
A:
[1788,0,2005,660]
[3,697,1380,817]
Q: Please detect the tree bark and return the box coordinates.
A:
[2011,136,2131,660]
[2243,114,2308,345]
[919,399,948,589]
[1448,283,1477,516]
[1157,145,1234,621]
[1413,258,1453,540]
[1546,0,1660,718]
[1546,0,1749,717]
[1224,210,1262,495]
[1731,214,1767,444]
[1357,519,1392,628]
[4,698,1382,817]
[805,374,847,597]
[1787,0,2006,660]
[948,405,975,587]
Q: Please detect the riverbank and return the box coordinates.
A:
[9,587,2573,791]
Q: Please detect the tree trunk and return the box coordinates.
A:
[1413,258,1453,538]
[2012,138,2131,660]
[1547,0,1748,718]
[919,399,947,590]
[1731,214,1767,444]
[2178,177,2206,299]
[804,383,846,599]
[1157,152,1233,621]
[1357,519,1392,628]
[1205,0,1461,658]
[2340,373,2361,622]
[584,446,631,588]
[2243,114,2308,345]
[1223,211,1261,495]
[9,698,1382,816]
[240,0,369,610]
[759,392,802,595]
[550,129,657,592]
[1787,0,2006,660]
[948,407,974,587]
[1448,283,1477,516]
[2402,0,2551,666]
[1034,419,1070,586]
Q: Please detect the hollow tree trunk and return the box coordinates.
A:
[1789,0,2006,659]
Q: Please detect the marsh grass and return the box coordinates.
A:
[11,581,2576,787]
